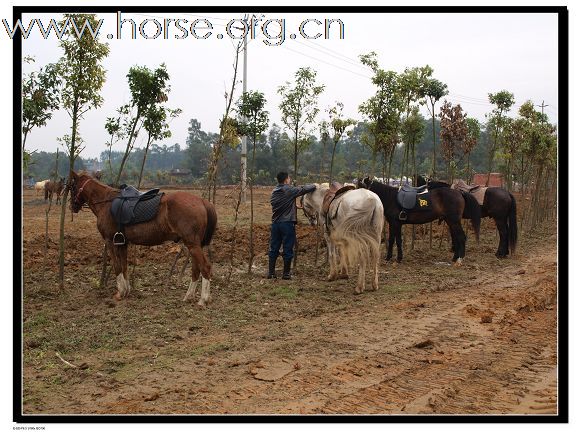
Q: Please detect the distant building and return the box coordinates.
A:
[472,173,503,187]
[169,168,192,184]
[169,168,191,177]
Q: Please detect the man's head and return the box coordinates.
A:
[276,171,290,185]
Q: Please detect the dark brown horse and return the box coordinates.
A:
[44,178,65,204]
[356,177,481,264]
[69,171,217,305]
[421,178,517,258]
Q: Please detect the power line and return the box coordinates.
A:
[279,44,372,80]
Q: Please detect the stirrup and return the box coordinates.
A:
[399,210,408,221]
[113,232,126,245]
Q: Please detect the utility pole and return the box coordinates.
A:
[536,100,548,125]
[240,15,248,203]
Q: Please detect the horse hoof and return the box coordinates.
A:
[453,258,463,267]
[113,292,123,301]
[354,288,363,295]
[338,274,349,280]
[197,300,207,308]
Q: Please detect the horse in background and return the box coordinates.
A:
[420,177,517,258]
[302,183,384,294]
[44,178,65,204]
[69,171,217,306]
[357,176,481,264]
[34,180,49,197]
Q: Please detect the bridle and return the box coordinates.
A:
[76,178,91,202]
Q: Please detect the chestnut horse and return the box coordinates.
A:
[69,171,217,306]
[44,177,65,204]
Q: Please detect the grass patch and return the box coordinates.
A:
[190,342,231,358]
[383,282,420,294]
[268,286,298,299]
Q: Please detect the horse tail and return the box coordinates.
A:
[330,194,383,273]
[461,191,481,242]
[44,184,49,201]
[508,192,518,254]
[202,200,217,247]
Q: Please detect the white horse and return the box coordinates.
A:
[302,183,384,294]
[34,180,49,197]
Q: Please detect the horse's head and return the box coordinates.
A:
[355,176,372,189]
[69,171,91,213]
[301,183,326,226]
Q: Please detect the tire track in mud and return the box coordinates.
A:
[91,247,556,415]
[307,253,558,415]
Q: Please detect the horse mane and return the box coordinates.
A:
[78,171,120,193]
[428,180,451,189]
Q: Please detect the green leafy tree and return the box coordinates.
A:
[398,66,432,181]
[327,102,356,183]
[115,64,170,186]
[423,78,448,177]
[278,67,325,181]
[137,105,182,188]
[485,90,515,185]
[439,101,469,183]
[318,120,330,180]
[22,59,61,171]
[57,13,109,289]
[463,117,481,182]
[236,91,269,273]
[358,52,404,181]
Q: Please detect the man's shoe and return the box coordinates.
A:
[282,258,292,280]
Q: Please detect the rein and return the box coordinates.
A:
[75,178,91,204]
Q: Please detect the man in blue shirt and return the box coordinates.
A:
[268,171,316,279]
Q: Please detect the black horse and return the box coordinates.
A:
[357,177,481,264]
[417,177,517,258]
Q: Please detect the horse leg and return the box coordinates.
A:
[395,223,403,263]
[337,243,349,279]
[448,222,465,266]
[327,240,338,281]
[109,242,130,300]
[386,221,395,261]
[494,218,509,258]
[355,261,366,294]
[186,244,212,306]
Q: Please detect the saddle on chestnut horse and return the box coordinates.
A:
[110,185,164,245]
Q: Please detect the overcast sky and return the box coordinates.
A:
[21,11,559,159]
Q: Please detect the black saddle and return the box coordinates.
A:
[397,185,430,220]
[110,185,163,245]
[400,184,428,194]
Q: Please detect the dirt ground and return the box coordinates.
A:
[20,186,558,415]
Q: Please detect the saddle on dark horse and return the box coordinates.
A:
[110,184,164,245]
[453,179,487,206]
[396,184,431,221]
[321,182,356,229]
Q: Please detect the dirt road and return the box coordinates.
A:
[21,189,558,415]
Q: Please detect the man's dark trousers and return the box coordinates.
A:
[269,221,296,261]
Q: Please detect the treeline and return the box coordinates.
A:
[26,116,497,186]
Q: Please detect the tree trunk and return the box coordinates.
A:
[319,139,327,181]
[137,133,152,189]
[329,141,338,183]
[58,101,79,290]
[248,137,257,274]
[431,104,437,177]
[115,112,140,186]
